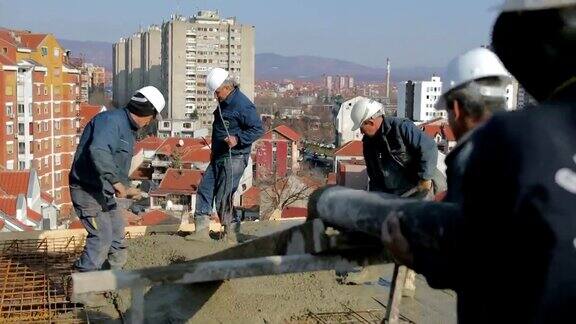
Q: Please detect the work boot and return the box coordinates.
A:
[185,215,211,241]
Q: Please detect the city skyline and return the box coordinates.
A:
[0,0,502,69]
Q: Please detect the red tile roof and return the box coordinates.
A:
[273,125,301,142]
[69,219,83,229]
[130,165,153,180]
[41,192,54,203]
[181,147,211,163]
[19,34,47,49]
[152,169,204,195]
[140,210,170,226]
[334,141,363,157]
[0,171,30,196]
[134,136,164,154]
[281,207,308,219]
[79,103,102,129]
[0,219,4,231]
[27,208,42,223]
[0,196,17,215]
[240,186,260,209]
[421,123,456,142]
[156,138,208,156]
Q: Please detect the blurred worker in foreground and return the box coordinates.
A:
[192,68,263,240]
[383,0,576,321]
[382,47,512,289]
[70,86,165,272]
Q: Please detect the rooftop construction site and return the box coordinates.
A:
[0,221,457,323]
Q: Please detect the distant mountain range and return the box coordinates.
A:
[58,40,440,82]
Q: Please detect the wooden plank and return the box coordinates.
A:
[0,223,195,243]
[384,264,407,324]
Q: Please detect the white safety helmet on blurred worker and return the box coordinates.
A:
[350,98,384,131]
[206,67,229,93]
[133,86,165,113]
[436,47,511,110]
[500,0,576,12]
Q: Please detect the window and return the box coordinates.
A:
[6,143,13,154]
[55,172,62,183]
[18,142,25,154]
[41,47,48,56]
[36,86,40,95]
[54,48,60,57]
[17,104,25,115]
[5,85,13,96]
[183,122,191,128]
[55,155,61,165]
[55,190,61,200]
[54,86,61,95]
[6,125,13,135]
[2,47,7,55]
[163,121,170,128]
[44,88,47,95]
[55,138,61,148]
[43,105,48,114]
[54,103,60,113]
[5,104,13,116]
[18,161,25,170]
[44,157,48,167]
[18,123,24,135]
[42,122,48,132]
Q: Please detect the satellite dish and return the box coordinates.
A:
[178,139,184,147]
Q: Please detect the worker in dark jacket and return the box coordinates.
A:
[350,98,440,196]
[384,1,576,322]
[193,68,264,238]
[70,86,165,272]
[388,47,512,289]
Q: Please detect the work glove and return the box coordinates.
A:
[417,179,433,192]
[126,187,143,200]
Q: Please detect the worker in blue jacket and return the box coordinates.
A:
[193,68,264,239]
[70,86,165,272]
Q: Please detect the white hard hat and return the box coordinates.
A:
[436,47,511,110]
[350,98,384,131]
[206,67,229,93]
[133,86,165,114]
[500,0,576,12]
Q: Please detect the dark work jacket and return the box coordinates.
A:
[412,84,576,323]
[363,117,438,195]
[70,108,138,196]
[211,88,264,160]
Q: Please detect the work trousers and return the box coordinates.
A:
[71,186,127,272]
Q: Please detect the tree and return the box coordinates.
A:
[258,167,317,220]
[170,148,183,169]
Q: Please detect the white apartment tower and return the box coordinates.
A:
[397,76,446,122]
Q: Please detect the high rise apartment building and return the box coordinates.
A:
[0,29,81,215]
[113,10,255,131]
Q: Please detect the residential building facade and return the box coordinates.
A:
[0,29,81,215]
[113,10,255,131]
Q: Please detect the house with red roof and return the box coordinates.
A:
[255,124,302,179]
[0,169,58,231]
[149,168,204,213]
[333,140,364,172]
[419,118,457,153]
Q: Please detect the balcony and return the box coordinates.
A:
[151,159,171,168]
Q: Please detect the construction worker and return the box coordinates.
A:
[379,47,513,289]
[350,98,442,198]
[349,99,442,297]
[70,86,165,272]
[192,68,264,239]
[435,47,511,203]
[383,1,576,321]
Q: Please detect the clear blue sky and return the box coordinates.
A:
[0,0,502,68]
